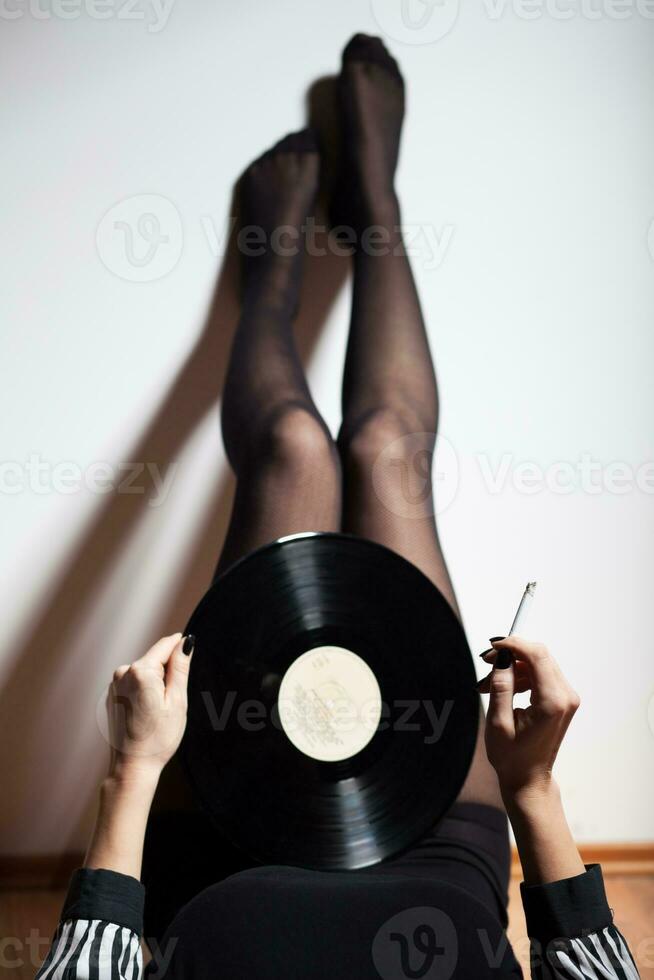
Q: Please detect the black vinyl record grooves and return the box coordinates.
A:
[181,532,478,871]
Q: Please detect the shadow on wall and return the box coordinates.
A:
[0,78,348,862]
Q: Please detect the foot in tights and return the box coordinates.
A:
[239,129,319,319]
[335,33,405,233]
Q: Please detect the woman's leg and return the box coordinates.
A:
[216,130,341,575]
[336,36,502,809]
[144,133,342,943]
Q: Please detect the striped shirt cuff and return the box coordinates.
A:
[520,864,612,944]
[62,868,145,936]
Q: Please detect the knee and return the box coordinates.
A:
[261,404,338,475]
[338,408,434,471]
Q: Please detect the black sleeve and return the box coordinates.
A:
[35,868,145,979]
[520,864,640,979]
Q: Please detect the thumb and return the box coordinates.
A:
[486,659,516,737]
[165,634,195,698]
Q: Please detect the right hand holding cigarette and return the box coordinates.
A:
[478,637,581,798]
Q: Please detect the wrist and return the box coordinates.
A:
[87,770,157,879]
[104,761,161,799]
[502,778,585,885]
[501,775,560,817]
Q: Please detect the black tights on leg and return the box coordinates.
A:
[215,131,341,577]
[334,35,504,811]
[214,39,503,810]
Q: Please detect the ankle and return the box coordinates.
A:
[344,192,403,255]
[356,186,401,229]
[242,261,301,319]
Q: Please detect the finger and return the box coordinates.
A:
[481,645,568,707]
[491,636,560,693]
[140,633,183,667]
[480,646,532,662]
[486,661,516,736]
[165,634,194,699]
[477,666,531,695]
[479,657,530,678]
[494,638,578,713]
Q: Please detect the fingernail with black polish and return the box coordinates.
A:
[182,634,195,656]
[494,649,513,669]
[478,648,494,658]
[489,636,506,643]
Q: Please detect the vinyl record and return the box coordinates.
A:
[181,532,478,870]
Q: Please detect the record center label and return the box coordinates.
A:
[277,646,382,762]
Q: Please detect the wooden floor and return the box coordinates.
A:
[1,875,652,978]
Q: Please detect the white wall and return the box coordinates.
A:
[1,0,653,854]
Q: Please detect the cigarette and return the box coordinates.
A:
[508,581,537,636]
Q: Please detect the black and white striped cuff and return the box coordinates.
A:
[520,864,612,945]
[62,867,145,936]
